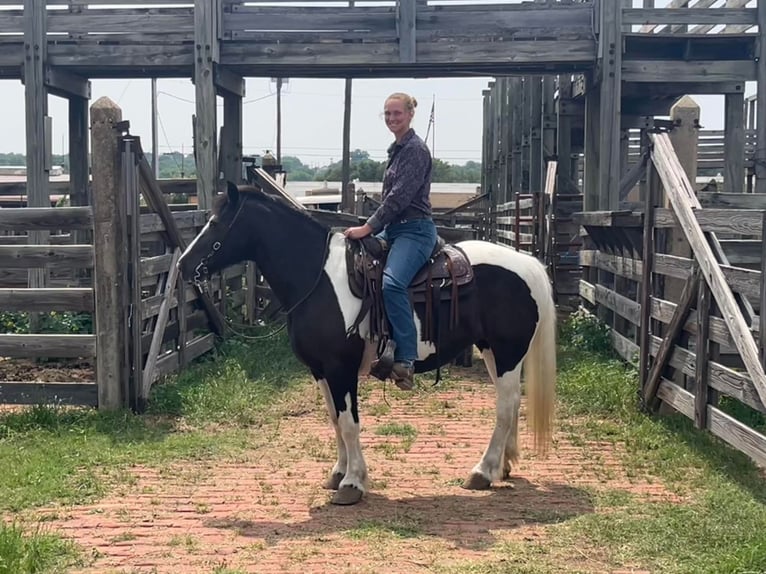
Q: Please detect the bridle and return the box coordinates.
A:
[190,193,334,340]
[192,197,247,288]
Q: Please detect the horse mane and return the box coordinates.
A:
[213,184,331,236]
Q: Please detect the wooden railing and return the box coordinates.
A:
[575,131,766,467]
[623,0,757,35]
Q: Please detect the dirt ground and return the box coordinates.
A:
[30,371,673,574]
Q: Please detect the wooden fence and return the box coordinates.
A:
[575,131,766,467]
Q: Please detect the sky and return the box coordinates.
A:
[0,0,757,167]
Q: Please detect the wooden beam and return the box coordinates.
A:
[639,161,658,393]
[213,64,245,97]
[650,131,766,409]
[0,334,95,358]
[583,72,600,211]
[398,0,416,64]
[643,267,701,411]
[0,382,97,407]
[45,66,90,99]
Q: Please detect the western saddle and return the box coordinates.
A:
[345,234,475,382]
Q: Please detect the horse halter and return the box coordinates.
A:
[192,197,247,287]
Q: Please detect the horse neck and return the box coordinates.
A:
[245,200,329,311]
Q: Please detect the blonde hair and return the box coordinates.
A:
[385,92,418,113]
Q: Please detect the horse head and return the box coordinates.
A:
[178,181,250,286]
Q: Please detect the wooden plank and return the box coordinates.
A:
[623,60,757,83]
[0,246,93,269]
[647,334,765,414]
[650,131,766,408]
[0,288,93,312]
[155,333,215,379]
[0,207,93,232]
[696,279,711,429]
[653,207,764,235]
[141,248,181,401]
[643,267,701,410]
[0,382,97,407]
[657,380,766,468]
[140,211,207,234]
[0,334,95,358]
[623,8,756,26]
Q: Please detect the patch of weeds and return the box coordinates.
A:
[109,531,138,543]
[168,534,198,552]
[374,421,418,451]
[0,521,85,574]
[345,516,423,540]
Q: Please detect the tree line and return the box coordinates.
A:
[0,149,481,183]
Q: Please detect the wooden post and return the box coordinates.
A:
[217,68,245,184]
[511,77,523,201]
[123,137,143,410]
[530,76,543,195]
[341,77,353,213]
[556,75,573,196]
[639,160,658,393]
[151,78,159,178]
[598,0,622,210]
[481,88,490,198]
[522,77,532,195]
[695,278,711,430]
[91,97,128,410]
[23,0,50,306]
[760,211,766,369]
[584,72,600,211]
[724,93,746,193]
[69,95,90,246]
[194,0,219,211]
[756,0,766,193]
[500,78,511,204]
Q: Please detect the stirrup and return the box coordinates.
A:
[369,339,396,381]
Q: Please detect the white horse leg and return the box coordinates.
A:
[464,352,522,490]
[334,390,368,505]
[317,379,346,490]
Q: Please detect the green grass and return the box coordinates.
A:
[0,522,83,574]
[512,312,766,574]
[0,328,308,514]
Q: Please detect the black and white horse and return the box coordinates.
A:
[178,183,557,506]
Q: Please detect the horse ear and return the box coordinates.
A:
[226,181,240,204]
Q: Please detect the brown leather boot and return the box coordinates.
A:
[391,362,415,391]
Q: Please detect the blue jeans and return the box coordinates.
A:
[378,218,438,365]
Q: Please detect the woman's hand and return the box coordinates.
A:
[343,223,373,240]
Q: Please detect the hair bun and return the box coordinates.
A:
[412,97,418,108]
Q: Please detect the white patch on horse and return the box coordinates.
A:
[317,379,347,478]
[322,233,369,339]
[179,214,216,265]
[337,392,368,492]
[471,361,522,481]
[414,313,436,360]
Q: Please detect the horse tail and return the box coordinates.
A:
[524,262,557,456]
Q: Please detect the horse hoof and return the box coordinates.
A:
[331,485,364,505]
[323,472,345,490]
[462,472,492,490]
